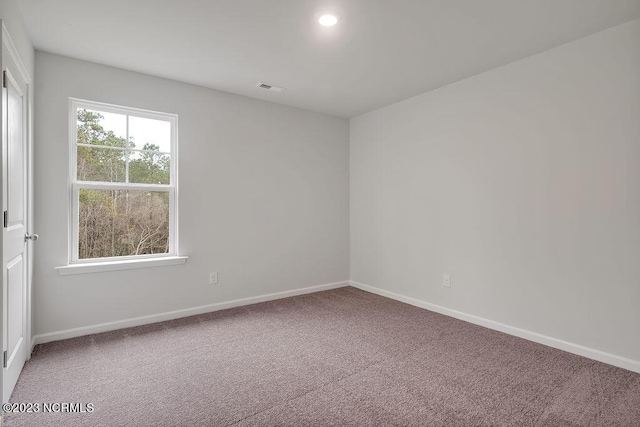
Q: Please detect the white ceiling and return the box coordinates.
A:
[18,0,640,118]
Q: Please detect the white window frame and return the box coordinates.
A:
[67,98,179,265]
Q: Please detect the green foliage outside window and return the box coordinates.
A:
[77,109,171,259]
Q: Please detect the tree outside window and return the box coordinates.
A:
[70,100,177,262]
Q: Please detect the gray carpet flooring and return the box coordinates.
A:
[4,287,640,426]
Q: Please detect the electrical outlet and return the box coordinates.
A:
[209,272,218,285]
[443,274,451,288]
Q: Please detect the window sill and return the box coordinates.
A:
[56,256,188,276]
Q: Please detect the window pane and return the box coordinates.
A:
[128,150,170,185]
[77,146,126,182]
[77,109,128,147]
[78,189,170,259]
[129,116,171,153]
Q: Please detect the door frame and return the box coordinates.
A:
[0,20,33,404]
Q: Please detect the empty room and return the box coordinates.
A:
[0,0,639,425]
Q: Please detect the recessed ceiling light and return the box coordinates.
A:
[319,14,338,27]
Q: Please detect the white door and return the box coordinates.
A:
[2,42,30,403]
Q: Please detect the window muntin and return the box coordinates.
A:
[70,99,178,262]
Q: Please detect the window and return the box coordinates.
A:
[69,99,178,265]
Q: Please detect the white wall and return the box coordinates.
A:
[34,52,349,336]
[350,19,640,365]
[0,0,34,76]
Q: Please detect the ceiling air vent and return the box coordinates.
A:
[256,82,285,92]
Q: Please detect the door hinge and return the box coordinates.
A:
[2,70,6,88]
[3,211,7,228]
[3,350,7,368]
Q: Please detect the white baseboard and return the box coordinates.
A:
[350,280,640,374]
[29,337,37,357]
[32,281,349,347]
